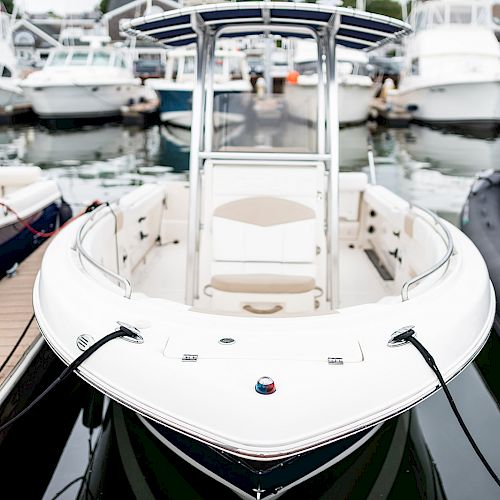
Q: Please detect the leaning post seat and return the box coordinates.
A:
[199,162,325,315]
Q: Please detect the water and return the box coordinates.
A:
[0,120,499,499]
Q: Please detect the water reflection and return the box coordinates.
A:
[395,124,500,176]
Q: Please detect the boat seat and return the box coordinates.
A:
[197,162,325,314]
[208,274,318,315]
[213,196,315,226]
[209,197,317,314]
[212,196,316,264]
[210,274,316,294]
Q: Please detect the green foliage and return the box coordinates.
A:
[2,0,14,13]
[316,0,403,20]
[99,0,109,13]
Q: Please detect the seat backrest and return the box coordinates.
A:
[212,196,316,263]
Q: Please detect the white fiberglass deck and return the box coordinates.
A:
[132,239,392,309]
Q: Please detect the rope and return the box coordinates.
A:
[0,324,141,433]
[391,327,500,487]
[0,199,103,238]
[0,313,35,375]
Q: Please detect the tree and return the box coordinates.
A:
[2,0,14,13]
[100,0,109,14]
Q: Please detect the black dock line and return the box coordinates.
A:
[390,327,500,488]
[0,324,141,433]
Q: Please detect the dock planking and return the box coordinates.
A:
[0,243,47,386]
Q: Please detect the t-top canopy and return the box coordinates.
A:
[123,2,411,51]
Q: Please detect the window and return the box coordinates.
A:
[415,11,427,31]
[476,6,489,25]
[214,56,224,75]
[1,66,12,78]
[431,6,445,25]
[410,58,419,76]
[295,61,317,75]
[183,56,195,75]
[449,5,472,24]
[69,51,90,66]
[48,51,69,66]
[228,57,242,80]
[92,51,111,66]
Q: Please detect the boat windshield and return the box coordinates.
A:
[414,2,491,30]
[47,49,118,67]
[69,51,90,65]
[211,44,317,154]
[48,51,70,66]
[92,51,111,66]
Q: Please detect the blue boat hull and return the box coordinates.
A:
[0,201,71,278]
[158,88,250,127]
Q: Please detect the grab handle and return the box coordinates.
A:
[243,304,283,315]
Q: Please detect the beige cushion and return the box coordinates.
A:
[213,197,315,227]
[211,274,316,294]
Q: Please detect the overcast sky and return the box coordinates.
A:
[19,0,100,15]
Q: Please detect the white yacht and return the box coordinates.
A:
[389,0,500,124]
[0,12,27,110]
[21,44,142,119]
[145,47,252,127]
[33,3,494,498]
[285,40,378,125]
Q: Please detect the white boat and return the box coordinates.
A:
[34,3,494,498]
[0,12,28,110]
[0,166,70,277]
[285,40,378,125]
[145,47,252,127]
[21,45,142,119]
[389,0,500,124]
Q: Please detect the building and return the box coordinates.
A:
[102,0,179,41]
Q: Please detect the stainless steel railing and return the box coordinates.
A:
[75,203,132,299]
[401,204,454,301]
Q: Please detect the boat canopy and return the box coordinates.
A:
[123,1,410,51]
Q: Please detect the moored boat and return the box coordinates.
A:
[389,0,500,125]
[0,12,28,111]
[33,3,494,498]
[145,47,252,127]
[0,166,71,278]
[285,41,378,125]
[461,171,500,335]
[21,43,142,120]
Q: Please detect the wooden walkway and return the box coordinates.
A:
[0,243,47,386]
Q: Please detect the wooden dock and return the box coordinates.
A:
[0,243,46,387]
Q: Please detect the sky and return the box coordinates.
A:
[18,0,100,15]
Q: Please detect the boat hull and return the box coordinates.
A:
[390,78,500,125]
[22,82,141,119]
[285,80,376,125]
[157,88,251,128]
[461,172,500,335]
[0,202,62,278]
[0,78,27,108]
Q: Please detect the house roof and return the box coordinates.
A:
[104,0,180,20]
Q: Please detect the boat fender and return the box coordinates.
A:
[0,322,143,433]
[388,326,500,488]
